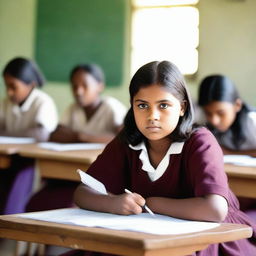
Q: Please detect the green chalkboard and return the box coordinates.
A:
[35,0,127,86]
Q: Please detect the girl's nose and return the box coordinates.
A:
[210,115,221,127]
[74,85,84,96]
[148,108,160,121]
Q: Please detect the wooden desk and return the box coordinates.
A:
[0,144,25,169]
[225,163,256,198]
[14,144,256,199]
[0,211,252,256]
[19,144,103,181]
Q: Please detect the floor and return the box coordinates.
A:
[0,239,71,256]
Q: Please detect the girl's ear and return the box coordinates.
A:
[180,100,187,116]
[30,81,36,88]
[234,98,242,112]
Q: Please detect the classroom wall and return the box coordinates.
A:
[0,0,256,116]
[194,0,256,105]
[0,0,36,96]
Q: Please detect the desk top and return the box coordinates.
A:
[224,163,256,179]
[0,144,23,154]
[0,211,252,256]
[18,144,103,164]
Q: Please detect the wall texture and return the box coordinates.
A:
[0,0,256,116]
[195,0,256,105]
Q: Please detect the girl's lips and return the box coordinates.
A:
[146,126,161,131]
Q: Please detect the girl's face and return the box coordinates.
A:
[4,74,34,105]
[133,84,185,142]
[71,70,103,107]
[203,100,241,132]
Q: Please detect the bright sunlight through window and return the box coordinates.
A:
[131,0,199,76]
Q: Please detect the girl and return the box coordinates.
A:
[62,61,256,256]
[198,74,256,154]
[198,74,256,222]
[49,63,127,143]
[0,57,58,141]
[0,57,58,214]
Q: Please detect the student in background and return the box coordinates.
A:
[198,74,256,221]
[26,63,127,212]
[198,74,256,154]
[0,57,58,141]
[0,57,58,214]
[62,61,256,256]
[50,63,127,143]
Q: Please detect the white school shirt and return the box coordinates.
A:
[60,96,127,134]
[129,141,184,182]
[215,111,256,150]
[0,88,58,135]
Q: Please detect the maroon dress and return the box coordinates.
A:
[61,127,256,256]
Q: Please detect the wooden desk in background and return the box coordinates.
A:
[0,144,25,169]
[19,144,103,181]
[225,163,256,199]
[16,144,256,198]
[3,143,254,199]
[0,211,252,256]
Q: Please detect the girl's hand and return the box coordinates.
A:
[110,192,145,215]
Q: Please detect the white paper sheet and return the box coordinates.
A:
[19,208,219,235]
[77,169,107,195]
[37,142,105,151]
[223,155,256,167]
[0,136,36,144]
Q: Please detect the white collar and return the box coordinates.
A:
[20,88,37,112]
[11,88,37,113]
[129,141,184,181]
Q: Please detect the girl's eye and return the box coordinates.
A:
[160,103,169,109]
[138,103,148,109]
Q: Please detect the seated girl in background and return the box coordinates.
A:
[0,57,58,214]
[198,74,256,154]
[198,74,256,221]
[50,63,127,143]
[0,57,58,141]
[62,61,256,256]
[26,63,127,212]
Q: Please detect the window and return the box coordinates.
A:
[131,0,199,76]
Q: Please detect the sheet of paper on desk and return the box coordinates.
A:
[37,142,105,151]
[19,208,219,235]
[0,136,36,144]
[224,155,256,167]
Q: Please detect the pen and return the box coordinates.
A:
[124,189,155,216]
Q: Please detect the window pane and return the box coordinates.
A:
[131,6,199,75]
[133,0,199,8]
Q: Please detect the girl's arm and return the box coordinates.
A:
[24,125,50,142]
[146,194,228,222]
[49,125,79,143]
[77,122,124,143]
[74,184,145,215]
[77,131,115,143]
[50,125,116,143]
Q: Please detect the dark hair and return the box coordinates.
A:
[198,75,241,106]
[2,57,45,87]
[70,63,105,84]
[120,61,195,146]
[198,74,252,149]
